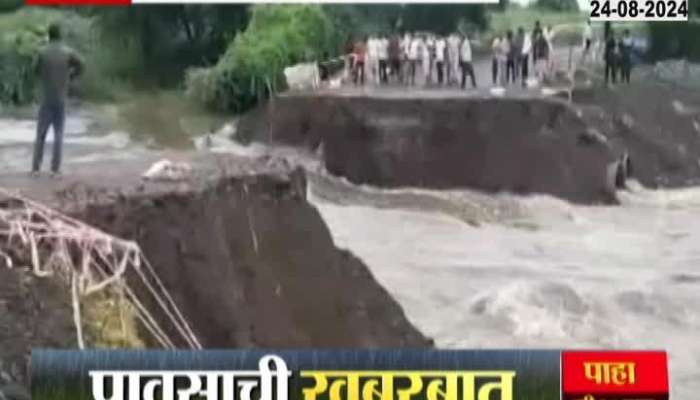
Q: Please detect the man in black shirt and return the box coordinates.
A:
[32,24,84,177]
[604,30,619,86]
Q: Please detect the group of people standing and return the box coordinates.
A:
[348,20,557,91]
[347,20,638,91]
[490,21,554,88]
[580,20,635,85]
[349,32,477,89]
[603,22,634,85]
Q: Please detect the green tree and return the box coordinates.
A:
[0,0,23,12]
[186,5,337,112]
[89,5,249,85]
[647,1,700,61]
[323,4,488,38]
[324,4,402,37]
[535,0,580,12]
[401,4,488,34]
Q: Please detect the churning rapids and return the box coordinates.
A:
[1,114,699,398]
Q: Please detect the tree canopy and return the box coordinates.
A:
[534,0,580,12]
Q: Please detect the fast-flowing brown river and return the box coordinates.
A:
[309,175,700,400]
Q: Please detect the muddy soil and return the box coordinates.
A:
[0,155,430,397]
[242,94,618,204]
[0,155,431,382]
[0,268,75,393]
[76,172,430,348]
[572,80,700,188]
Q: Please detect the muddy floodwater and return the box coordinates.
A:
[309,174,700,399]
[0,92,228,173]
[2,102,700,399]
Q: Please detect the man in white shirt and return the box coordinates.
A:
[447,33,461,86]
[498,33,511,86]
[435,36,447,85]
[581,20,593,64]
[401,33,411,85]
[460,34,477,89]
[491,35,502,86]
[543,25,555,73]
[422,34,433,85]
[367,35,380,85]
[408,34,422,86]
[378,36,389,84]
[520,26,532,87]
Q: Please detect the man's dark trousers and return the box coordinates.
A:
[32,100,65,173]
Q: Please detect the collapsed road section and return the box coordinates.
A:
[239,93,623,204]
[0,156,430,392]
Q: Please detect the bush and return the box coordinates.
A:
[186,5,337,112]
[0,8,57,104]
[0,7,121,105]
[0,0,22,13]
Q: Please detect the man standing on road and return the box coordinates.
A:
[353,37,367,85]
[620,29,633,84]
[408,34,422,86]
[604,28,618,86]
[378,35,389,84]
[447,33,461,86]
[367,35,380,85]
[422,34,433,86]
[388,33,402,84]
[31,23,84,178]
[460,34,477,89]
[544,25,555,73]
[435,35,447,85]
[520,26,531,87]
[533,31,550,83]
[512,27,524,82]
[506,30,517,85]
[491,34,503,86]
[402,32,412,85]
[581,20,594,64]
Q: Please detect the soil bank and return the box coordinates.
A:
[0,153,430,391]
[239,93,620,205]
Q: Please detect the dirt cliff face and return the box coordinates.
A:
[572,83,700,188]
[76,172,430,349]
[1,160,430,393]
[0,268,74,395]
[244,94,618,204]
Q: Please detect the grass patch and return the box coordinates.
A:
[82,288,146,349]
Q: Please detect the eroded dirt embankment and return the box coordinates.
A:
[240,94,619,204]
[571,82,700,188]
[77,172,429,349]
[0,158,430,393]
